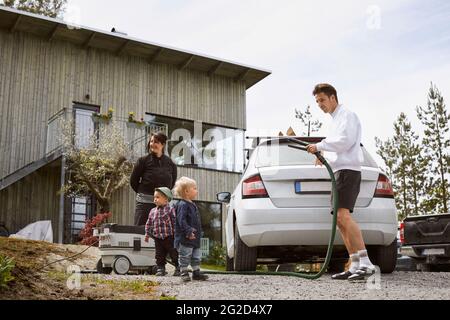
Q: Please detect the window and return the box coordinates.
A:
[256,142,317,168]
[255,141,379,168]
[70,196,95,243]
[145,114,244,173]
[195,201,222,250]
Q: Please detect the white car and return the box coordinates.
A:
[217,137,398,273]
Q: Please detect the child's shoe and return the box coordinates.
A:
[180,271,191,282]
[155,268,167,276]
[192,270,208,281]
[173,266,181,276]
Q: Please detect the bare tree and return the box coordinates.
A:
[61,121,134,214]
[295,105,322,136]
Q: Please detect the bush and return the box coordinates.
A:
[203,244,226,266]
[0,255,15,290]
[79,212,112,246]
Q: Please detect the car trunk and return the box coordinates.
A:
[258,165,379,208]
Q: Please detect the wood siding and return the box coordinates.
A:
[0,30,247,179]
[0,159,61,239]
[0,29,247,242]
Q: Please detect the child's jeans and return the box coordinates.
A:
[178,243,201,271]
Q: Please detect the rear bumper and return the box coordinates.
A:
[409,244,450,258]
[235,197,397,247]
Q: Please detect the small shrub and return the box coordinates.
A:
[0,255,15,289]
[203,244,226,266]
[79,212,112,246]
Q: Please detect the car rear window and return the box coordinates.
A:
[255,141,379,168]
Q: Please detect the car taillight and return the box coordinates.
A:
[399,222,405,245]
[242,174,268,198]
[374,174,394,198]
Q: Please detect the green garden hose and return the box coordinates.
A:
[204,138,339,280]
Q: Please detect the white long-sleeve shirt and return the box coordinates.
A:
[316,104,363,173]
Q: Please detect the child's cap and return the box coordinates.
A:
[155,187,173,201]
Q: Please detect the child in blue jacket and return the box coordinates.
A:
[173,177,208,282]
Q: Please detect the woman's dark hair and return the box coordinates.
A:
[147,132,168,153]
[312,83,339,103]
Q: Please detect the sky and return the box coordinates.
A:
[65,0,450,167]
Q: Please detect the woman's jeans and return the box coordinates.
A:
[134,201,156,226]
[178,243,201,271]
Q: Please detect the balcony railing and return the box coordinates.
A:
[45,108,168,160]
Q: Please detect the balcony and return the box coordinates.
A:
[45,108,168,161]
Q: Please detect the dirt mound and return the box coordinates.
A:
[0,237,158,300]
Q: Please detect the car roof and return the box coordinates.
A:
[257,137,365,147]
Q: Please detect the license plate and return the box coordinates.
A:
[423,248,445,255]
[294,181,301,193]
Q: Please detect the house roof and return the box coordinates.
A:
[0,6,271,89]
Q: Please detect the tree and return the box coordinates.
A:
[375,113,428,219]
[416,83,450,214]
[375,137,395,179]
[1,0,66,18]
[295,105,322,136]
[61,121,134,214]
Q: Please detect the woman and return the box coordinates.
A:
[130,132,177,226]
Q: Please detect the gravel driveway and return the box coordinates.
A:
[98,271,450,300]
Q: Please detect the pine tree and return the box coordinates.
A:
[295,105,322,137]
[416,83,450,214]
[1,0,66,18]
[375,113,428,219]
[375,137,395,179]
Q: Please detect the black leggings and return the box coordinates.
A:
[134,201,156,226]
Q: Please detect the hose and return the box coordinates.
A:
[203,138,339,279]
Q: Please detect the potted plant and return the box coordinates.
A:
[92,107,114,123]
[127,111,146,128]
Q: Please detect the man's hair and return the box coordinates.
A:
[312,83,339,103]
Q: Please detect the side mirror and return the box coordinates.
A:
[216,192,231,204]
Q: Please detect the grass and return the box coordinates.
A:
[93,277,158,295]
[200,263,226,271]
[159,295,177,300]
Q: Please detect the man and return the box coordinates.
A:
[306,83,376,281]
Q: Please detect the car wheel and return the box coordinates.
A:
[226,255,234,271]
[113,256,131,275]
[233,224,257,271]
[368,239,397,273]
[96,258,112,274]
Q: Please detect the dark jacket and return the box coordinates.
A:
[174,200,202,249]
[130,153,177,195]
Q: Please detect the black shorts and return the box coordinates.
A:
[331,169,361,214]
